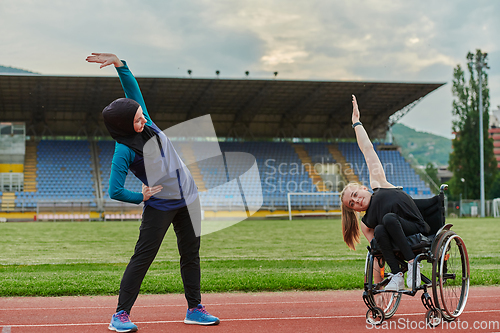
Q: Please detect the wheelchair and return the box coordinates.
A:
[363,185,470,327]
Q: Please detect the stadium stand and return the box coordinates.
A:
[0,73,444,221]
[6,139,433,218]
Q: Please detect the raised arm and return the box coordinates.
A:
[87,53,161,203]
[351,95,393,189]
[86,53,152,126]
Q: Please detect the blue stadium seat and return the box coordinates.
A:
[28,140,433,212]
[34,140,96,205]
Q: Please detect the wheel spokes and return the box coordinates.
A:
[439,235,469,318]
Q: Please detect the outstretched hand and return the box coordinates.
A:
[352,94,360,124]
[86,53,123,69]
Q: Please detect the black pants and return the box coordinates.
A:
[373,213,425,274]
[116,204,201,314]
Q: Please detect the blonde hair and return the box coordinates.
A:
[341,183,361,250]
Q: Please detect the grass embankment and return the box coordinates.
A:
[0,218,498,296]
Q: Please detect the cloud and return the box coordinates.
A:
[0,0,499,137]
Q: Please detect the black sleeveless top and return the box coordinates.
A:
[361,187,430,234]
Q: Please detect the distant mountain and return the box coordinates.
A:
[391,123,452,167]
[0,65,38,74]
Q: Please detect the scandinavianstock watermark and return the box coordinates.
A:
[262,158,396,193]
[366,318,500,330]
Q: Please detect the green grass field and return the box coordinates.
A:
[0,218,499,296]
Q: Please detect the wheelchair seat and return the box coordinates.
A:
[370,233,434,255]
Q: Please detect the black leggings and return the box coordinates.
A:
[116,204,201,314]
[373,213,425,273]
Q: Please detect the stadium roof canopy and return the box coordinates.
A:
[0,74,444,140]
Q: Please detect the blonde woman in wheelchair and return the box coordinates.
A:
[340,95,430,292]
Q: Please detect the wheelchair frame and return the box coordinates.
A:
[363,185,470,327]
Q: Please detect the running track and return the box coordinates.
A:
[1,287,499,332]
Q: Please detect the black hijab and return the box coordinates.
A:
[102,98,159,156]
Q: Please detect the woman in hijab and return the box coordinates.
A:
[86,53,219,332]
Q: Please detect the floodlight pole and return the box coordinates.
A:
[478,67,485,217]
[474,55,486,217]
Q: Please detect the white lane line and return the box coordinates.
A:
[0,295,500,312]
[1,294,499,311]
[0,300,346,311]
[5,309,500,328]
[2,316,365,328]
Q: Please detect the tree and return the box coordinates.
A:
[489,173,500,199]
[448,50,497,200]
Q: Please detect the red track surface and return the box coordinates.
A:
[1,286,499,332]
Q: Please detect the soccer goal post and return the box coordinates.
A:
[493,198,500,217]
[287,192,341,220]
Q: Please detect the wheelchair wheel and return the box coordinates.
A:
[364,252,401,319]
[375,291,401,319]
[366,307,385,326]
[432,231,470,320]
[426,308,442,328]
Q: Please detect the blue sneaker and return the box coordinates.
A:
[109,310,138,332]
[184,304,220,325]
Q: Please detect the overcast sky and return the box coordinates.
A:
[1,0,498,139]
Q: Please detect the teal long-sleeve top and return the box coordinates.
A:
[107,61,150,204]
[107,61,196,210]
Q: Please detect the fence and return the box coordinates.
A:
[6,196,500,220]
[448,199,497,217]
